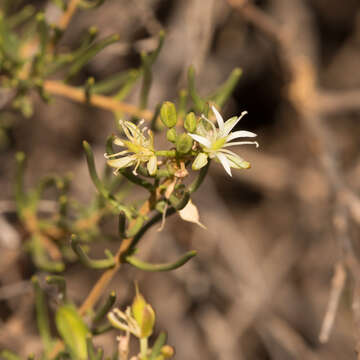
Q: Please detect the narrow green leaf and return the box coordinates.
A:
[209,68,242,108]
[126,250,197,272]
[31,236,65,273]
[177,89,188,120]
[149,332,167,360]
[55,304,89,360]
[93,291,116,323]
[83,140,132,218]
[188,66,206,113]
[32,276,53,354]
[66,34,120,80]
[93,69,139,95]
[71,234,115,270]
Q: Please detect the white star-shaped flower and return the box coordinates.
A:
[105,119,157,176]
[189,105,259,176]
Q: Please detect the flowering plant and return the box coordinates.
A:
[190,105,259,176]
[1,2,260,357]
[105,120,157,176]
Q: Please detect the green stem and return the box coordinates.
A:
[188,160,211,194]
[140,337,148,360]
[155,150,176,157]
[125,250,196,272]
[86,335,104,360]
[126,192,190,253]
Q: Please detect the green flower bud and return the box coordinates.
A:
[166,128,177,143]
[160,101,177,128]
[192,152,208,170]
[132,286,155,338]
[184,112,197,133]
[176,133,193,154]
[161,345,175,358]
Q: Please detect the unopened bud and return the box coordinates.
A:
[160,101,177,128]
[176,133,193,154]
[166,128,177,143]
[161,345,175,358]
[184,112,197,133]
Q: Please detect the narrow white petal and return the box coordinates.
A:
[113,137,125,146]
[107,156,134,169]
[147,155,157,176]
[223,111,247,136]
[189,133,212,148]
[107,313,131,332]
[211,105,224,132]
[105,150,129,159]
[223,141,259,148]
[201,115,217,134]
[226,130,257,141]
[196,121,208,137]
[216,152,232,177]
[217,148,238,157]
[225,153,246,168]
[222,116,240,136]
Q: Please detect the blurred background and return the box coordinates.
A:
[1,0,360,359]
